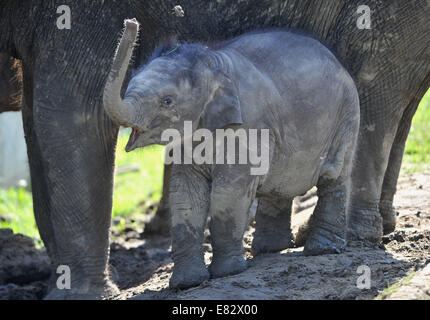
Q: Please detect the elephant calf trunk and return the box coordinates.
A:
[103,18,139,127]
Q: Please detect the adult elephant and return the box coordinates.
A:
[0,0,428,299]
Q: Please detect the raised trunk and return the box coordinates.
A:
[103,19,139,127]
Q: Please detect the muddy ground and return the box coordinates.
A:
[1,170,430,300]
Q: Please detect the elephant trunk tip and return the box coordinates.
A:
[124,18,139,31]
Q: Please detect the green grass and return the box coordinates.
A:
[0,187,37,238]
[0,129,166,242]
[376,270,415,300]
[113,129,165,219]
[0,90,429,241]
[403,89,430,170]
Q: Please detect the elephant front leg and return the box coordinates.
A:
[251,198,294,255]
[169,166,211,289]
[26,91,119,299]
[208,177,257,279]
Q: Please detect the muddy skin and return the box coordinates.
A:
[304,182,348,255]
[103,24,361,288]
[169,225,210,289]
[379,200,397,235]
[251,198,295,255]
[208,210,250,279]
[168,166,211,289]
[347,206,384,243]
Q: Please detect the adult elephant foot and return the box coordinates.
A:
[347,207,383,243]
[44,279,119,300]
[379,200,397,235]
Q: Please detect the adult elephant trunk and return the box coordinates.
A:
[103,19,139,127]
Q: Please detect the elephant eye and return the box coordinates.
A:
[162,96,173,106]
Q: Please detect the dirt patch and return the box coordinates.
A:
[0,229,50,299]
[1,171,430,300]
[112,171,430,300]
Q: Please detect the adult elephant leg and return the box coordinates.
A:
[347,122,399,243]
[379,76,430,234]
[143,163,171,236]
[251,198,294,255]
[22,99,58,266]
[30,90,119,299]
[379,103,418,235]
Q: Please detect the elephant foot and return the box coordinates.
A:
[304,227,346,256]
[347,207,383,243]
[209,255,247,279]
[44,279,119,300]
[251,230,295,255]
[143,208,171,237]
[379,200,396,235]
[169,259,209,289]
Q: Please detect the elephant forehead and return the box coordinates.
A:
[145,57,190,74]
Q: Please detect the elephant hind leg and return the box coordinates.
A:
[304,178,349,256]
[380,96,421,235]
[251,197,294,255]
[304,115,359,255]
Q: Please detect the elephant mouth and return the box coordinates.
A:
[125,128,141,152]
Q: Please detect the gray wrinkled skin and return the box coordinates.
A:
[103,27,360,288]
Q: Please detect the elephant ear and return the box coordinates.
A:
[201,71,242,132]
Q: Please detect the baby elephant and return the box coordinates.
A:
[103,20,360,288]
